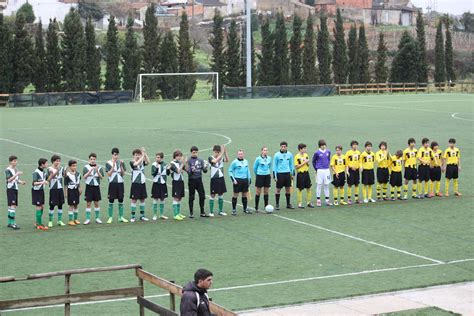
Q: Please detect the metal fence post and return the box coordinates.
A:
[65,274,71,316]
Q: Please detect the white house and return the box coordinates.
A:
[4,0,75,23]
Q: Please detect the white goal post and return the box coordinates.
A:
[135,72,220,103]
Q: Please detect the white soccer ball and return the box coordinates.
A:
[265,205,275,213]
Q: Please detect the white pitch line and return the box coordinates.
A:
[344,102,453,114]
[451,112,474,122]
[3,258,473,313]
[271,214,444,264]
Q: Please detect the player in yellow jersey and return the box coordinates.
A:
[443,138,461,197]
[330,145,347,206]
[345,140,361,205]
[403,138,418,200]
[389,150,404,200]
[294,143,314,208]
[429,141,443,197]
[376,141,390,201]
[417,138,434,199]
[360,141,376,203]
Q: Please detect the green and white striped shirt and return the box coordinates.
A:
[48,166,64,189]
[208,156,225,179]
[5,167,19,190]
[170,160,184,181]
[64,170,81,190]
[151,161,167,184]
[32,168,48,190]
[106,160,126,183]
[83,164,104,186]
[130,161,147,184]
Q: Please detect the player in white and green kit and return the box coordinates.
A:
[208,144,229,216]
[170,150,186,221]
[106,148,128,224]
[32,158,49,230]
[5,155,26,230]
[129,148,150,222]
[83,153,104,225]
[64,160,81,226]
[151,152,169,220]
[47,155,66,227]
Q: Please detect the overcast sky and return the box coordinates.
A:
[411,0,473,15]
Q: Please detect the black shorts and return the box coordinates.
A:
[85,185,101,202]
[418,165,430,182]
[404,167,418,181]
[296,172,312,190]
[172,180,185,199]
[49,188,65,206]
[347,169,360,186]
[67,188,80,206]
[108,182,124,200]
[32,189,45,206]
[377,168,389,184]
[332,172,346,188]
[7,188,18,206]
[276,172,292,189]
[430,167,442,182]
[390,171,403,187]
[210,177,227,195]
[445,164,459,179]
[362,169,375,185]
[233,178,249,193]
[151,182,168,200]
[130,183,147,200]
[255,174,271,188]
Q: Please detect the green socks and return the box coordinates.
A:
[173,203,178,216]
[68,211,74,221]
[73,210,78,220]
[209,199,215,214]
[108,203,114,217]
[139,204,145,216]
[86,208,91,220]
[58,210,63,221]
[118,203,124,217]
[36,209,43,225]
[131,204,137,218]
[159,202,164,216]
[49,210,54,221]
[153,202,158,215]
[218,198,224,212]
[94,208,100,219]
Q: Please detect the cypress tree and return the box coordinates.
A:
[290,15,303,85]
[0,14,13,93]
[416,11,428,83]
[332,9,347,84]
[177,12,196,99]
[104,15,120,90]
[85,17,101,91]
[45,18,61,92]
[302,13,318,84]
[17,2,35,24]
[10,13,33,93]
[375,32,388,83]
[434,21,446,83]
[257,19,273,86]
[122,15,141,92]
[347,24,359,84]
[158,30,179,99]
[317,13,331,84]
[273,12,289,85]
[142,3,161,99]
[209,9,225,96]
[445,17,455,82]
[224,20,242,87]
[358,24,369,83]
[390,31,420,83]
[33,20,47,92]
[62,8,85,91]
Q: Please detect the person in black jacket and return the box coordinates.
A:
[185,146,209,218]
[180,269,214,316]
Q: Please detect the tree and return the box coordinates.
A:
[85,17,101,91]
[273,12,289,85]
[332,9,347,84]
[416,11,428,82]
[375,32,388,83]
[460,11,474,33]
[445,17,456,82]
[358,24,369,83]
[122,15,141,91]
[224,20,242,87]
[317,13,331,84]
[45,19,61,92]
[0,14,13,93]
[434,21,446,83]
[142,3,161,99]
[257,19,273,86]
[78,1,104,21]
[61,8,85,91]
[10,13,33,93]
[177,12,196,99]
[290,15,303,85]
[302,13,318,84]
[390,31,420,83]
[209,9,225,96]
[104,15,121,90]
[17,2,35,23]
[33,20,47,92]
[158,31,179,99]
[347,24,359,84]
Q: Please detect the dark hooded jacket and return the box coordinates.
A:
[180,281,213,316]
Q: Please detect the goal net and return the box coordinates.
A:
[134,72,220,103]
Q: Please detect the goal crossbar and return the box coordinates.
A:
[136,72,219,103]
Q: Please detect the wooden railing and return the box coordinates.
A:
[336,81,474,95]
[0,264,237,316]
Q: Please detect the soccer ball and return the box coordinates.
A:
[265,205,275,214]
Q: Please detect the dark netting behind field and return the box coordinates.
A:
[8,91,133,107]
[223,85,336,99]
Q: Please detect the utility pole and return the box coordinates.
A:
[245,0,252,88]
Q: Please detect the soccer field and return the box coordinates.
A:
[0,93,473,315]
